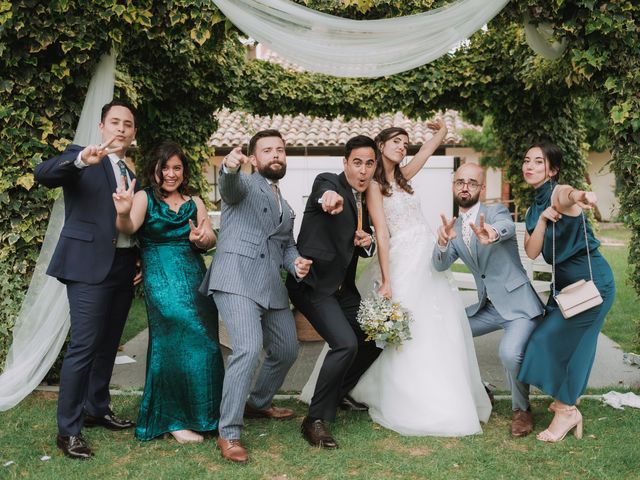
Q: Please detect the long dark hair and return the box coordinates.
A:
[527,139,563,181]
[373,127,413,196]
[145,141,191,199]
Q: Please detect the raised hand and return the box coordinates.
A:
[469,213,498,245]
[294,256,313,279]
[112,178,136,216]
[318,190,344,215]
[437,213,457,246]
[81,136,121,165]
[570,189,598,210]
[426,117,447,134]
[223,146,249,170]
[188,217,208,248]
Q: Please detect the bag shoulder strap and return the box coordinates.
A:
[552,210,594,295]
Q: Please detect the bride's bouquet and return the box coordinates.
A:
[356,294,413,349]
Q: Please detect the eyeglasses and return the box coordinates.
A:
[453,179,482,191]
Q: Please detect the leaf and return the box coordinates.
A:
[16,174,35,191]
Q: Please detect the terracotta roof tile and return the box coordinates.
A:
[210,109,478,149]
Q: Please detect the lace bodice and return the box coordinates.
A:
[382,184,429,238]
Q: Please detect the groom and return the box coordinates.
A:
[200,129,312,464]
[432,162,544,437]
[286,135,380,449]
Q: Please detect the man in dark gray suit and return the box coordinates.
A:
[200,129,311,464]
[432,163,544,437]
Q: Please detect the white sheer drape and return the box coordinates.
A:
[0,53,116,411]
[524,17,568,59]
[212,0,511,78]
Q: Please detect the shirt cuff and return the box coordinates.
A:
[489,226,500,243]
[438,242,449,252]
[74,153,89,169]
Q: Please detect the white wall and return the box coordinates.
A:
[281,156,455,237]
[588,151,618,221]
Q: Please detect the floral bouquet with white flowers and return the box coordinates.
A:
[356,294,413,349]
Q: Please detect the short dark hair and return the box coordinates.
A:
[101,99,136,123]
[527,139,563,179]
[344,135,377,159]
[248,129,284,155]
[146,140,191,198]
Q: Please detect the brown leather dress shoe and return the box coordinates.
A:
[511,409,534,437]
[56,434,94,460]
[217,437,249,464]
[244,403,296,420]
[84,409,135,430]
[301,417,338,449]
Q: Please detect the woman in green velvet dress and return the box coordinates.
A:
[518,140,615,443]
[113,141,224,443]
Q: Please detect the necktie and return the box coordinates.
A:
[355,192,363,231]
[462,212,472,250]
[117,160,129,189]
[271,182,282,218]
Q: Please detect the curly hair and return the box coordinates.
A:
[145,140,191,200]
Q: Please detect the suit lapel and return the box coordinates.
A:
[338,173,357,225]
[254,174,281,228]
[102,156,117,193]
[473,203,488,267]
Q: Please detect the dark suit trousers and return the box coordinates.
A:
[289,284,381,422]
[57,249,136,436]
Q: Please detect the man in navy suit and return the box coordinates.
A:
[34,100,139,459]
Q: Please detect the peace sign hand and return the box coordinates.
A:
[469,213,498,245]
[437,213,457,246]
[112,178,136,216]
[189,218,209,248]
[81,136,122,165]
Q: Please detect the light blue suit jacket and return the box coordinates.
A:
[199,170,299,310]
[432,203,544,320]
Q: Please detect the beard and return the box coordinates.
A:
[258,162,286,181]
[455,191,481,208]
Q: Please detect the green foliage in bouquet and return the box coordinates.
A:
[357,295,413,348]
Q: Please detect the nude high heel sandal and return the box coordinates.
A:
[537,406,583,443]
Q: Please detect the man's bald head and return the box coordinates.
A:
[454,162,485,184]
[452,162,485,210]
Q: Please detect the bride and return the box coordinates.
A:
[301,121,491,436]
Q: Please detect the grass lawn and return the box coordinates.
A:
[1,393,639,479]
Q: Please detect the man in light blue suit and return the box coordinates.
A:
[432,163,544,437]
[200,129,312,464]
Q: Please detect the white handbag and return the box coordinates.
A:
[552,212,603,319]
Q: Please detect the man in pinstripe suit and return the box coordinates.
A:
[200,130,312,464]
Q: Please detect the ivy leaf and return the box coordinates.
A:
[16,174,35,191]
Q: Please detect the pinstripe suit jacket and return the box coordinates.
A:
[199,170,299,309]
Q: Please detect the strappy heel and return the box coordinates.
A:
[537,406,583,442]
[548,398,581,413]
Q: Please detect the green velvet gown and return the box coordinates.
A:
[135,188,224,440]
[518,181,615,405]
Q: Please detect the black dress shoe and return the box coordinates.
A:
[301,417,338,449]
[56,434,94,460]
[484,386,495,407]
[84,410,135,430]
[339,395,368,412]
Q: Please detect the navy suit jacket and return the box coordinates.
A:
[34,144,137,284]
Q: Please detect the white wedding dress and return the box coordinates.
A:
[300,184,492,436]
